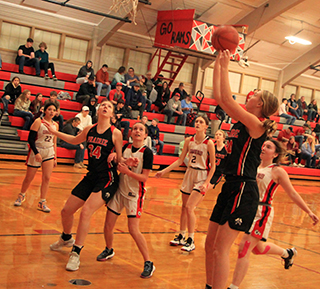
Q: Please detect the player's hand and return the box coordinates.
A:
[309,212,319,225]
[155,171,164,178]
[108,152,117,163]
[219,50,231,68]
[54,159,57,167]
[118,162,130,174]
[199,183,209,193]
[80,144,84,150]
[43,121,56,134]
[35,153,42,163]
[126,157,139,167]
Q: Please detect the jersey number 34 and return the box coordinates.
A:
[88,144,102,159]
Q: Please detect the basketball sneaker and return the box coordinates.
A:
[50,237,75,251]
[282,247,297,269]
[140,261,155,278]
[14,193,26,206]
[37,201,51,213]
[96,247,115,261]
[66,252,80,271]
[181,237,195,252]
[170,234,186,246]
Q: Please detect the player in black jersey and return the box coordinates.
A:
[205,50,279,289]
[44,99,135,271]
[209,129,227,189]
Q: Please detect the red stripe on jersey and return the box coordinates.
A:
[237,137,251,175]
[230,183,243,214]
[190,136,194,142]
[111,125,116,133]
[262,180,278,205]
[127,143,132,149]
[136,181,145,218]
[251,205,271,239]
[139,146,146,153]
[203,137,209,144]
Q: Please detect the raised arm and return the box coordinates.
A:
[276,167,319,225]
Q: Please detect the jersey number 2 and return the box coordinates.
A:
[88,145,102,159]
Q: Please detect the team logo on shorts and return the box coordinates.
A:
[235,218,242,226]
[104,192,110,199]
[254,230,261,236]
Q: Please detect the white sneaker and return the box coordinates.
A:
[66,252,80,271]
[298,163,305,168]
[3,112,9,116]
[37,201,51,213]
[14,193,26,206]
[170,234,186,246]
[181,237,195,252]
[292,162,298,167]
[50,237,75,251]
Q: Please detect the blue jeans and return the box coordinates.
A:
[53,114,64,131]
[164,109,186,125]
[96,82,111,97]
[2,97,9,113]
[61,142,85,164]
[289,108,300,119]
[120,120,129,137]
[280,113,295,125]
[301,152,316,168]
[16,56,40,75]
[145,97,152,112]
[294,135,304,147]
[13,109,33,130]
[152,139,164,155]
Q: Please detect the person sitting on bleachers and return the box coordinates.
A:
[145,71,155,98]
[277,126,293,145]
[139,76,151,112]
[172,82,188,101]
[111,66,126,88]
[163,92,186,126]
[126,82,145,119]
[297,96,309,120]
[279,98,295,125]
[152,74,164,87]
[288,93,302,120]
[301,135,317,168]
[0,53,2,70]
[88,97,97,123]
[96,64,111,97]
[2,76,21,116]
[154,81,170,112]
[75,106,92,132]
[16,38,40,76]
[13,89,33,130]
[286,136,301,167]
[125,67,140,86]
[76,74,97,105]
[76,60,94,84]
[44,91,64,131]
[60,117,86,169]
[109,82,125,105]
[30,93,44,115]
[294,123,310,147]
[181,95,194,126]
[114,98,130,141]
[148,118,164,155]
[35,42,57,81]
[308,99,319,122]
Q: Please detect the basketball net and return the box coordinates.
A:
[109,0,139,25]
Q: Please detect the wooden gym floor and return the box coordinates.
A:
[0,160,319,289]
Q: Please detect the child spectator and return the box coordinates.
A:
[35,42,57,80]
[13,89,33,130]
[279,98,295,125]
[16,38,40,76]
[30,93,44,114]
[148,118,164,155]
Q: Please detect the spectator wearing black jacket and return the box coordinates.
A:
[76,75,98,105]
[154,81,170,112]
[125,83,145,119]
[2,76,21,115]
[172,82,188,101]
[148,118,164,155]
[76,60,94,84]
[114,98,130,140]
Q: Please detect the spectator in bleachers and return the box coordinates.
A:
[294,123,310,147]
[76,60,94,84]
[287,93,302,119]
[313,123,320,139]
[172,82,188,101]
[301,135,317,168]
[35,42,57,81]
[111,66,126,87]
[44,91,64,131]
[126,82,145,119]
[16,38,40,76]
[109,82,125,105]
[96,64,111,97]
[145,71,154,98]
[153,74,164,87]
[154,81,170,112]
[297,96,309,120]
[88,97,97,123]
[181,95,194,126]
[2,76,21,116]
[76,75,97,105]
[30,93,44,115]
[125,67,140,86]
[76,106,92,131]
[13,89,33,130]
[139,76,151,112]
[279,98,295,125]
[308,99,319,122]
[179,134,190,166]
[163,92,186,125]
[60,117,86,169]
[286,136,301,166]
[114,98,130,141]
[277,126,293,145]
[148,118,164,155]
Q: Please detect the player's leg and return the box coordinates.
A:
[205,221,219,287]
[38,159,55,212]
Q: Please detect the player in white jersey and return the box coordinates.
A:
[97,122,155,278]
[14,102,58,212]
[227,139,318,289]
[156,115,215,252]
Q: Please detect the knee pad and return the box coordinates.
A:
[252,245,270,255]
[238,241,250,258]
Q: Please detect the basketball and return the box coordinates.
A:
[211,25,239,54]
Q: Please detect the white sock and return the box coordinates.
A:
[188,233,194,240]
[229,284,239,289]
[281,249,289,258]
[40,199,46,203]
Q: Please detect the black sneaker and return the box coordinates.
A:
[19,70,25,74]
[140,261,155,278]
[282,247,297,269]
[96,247,115,261]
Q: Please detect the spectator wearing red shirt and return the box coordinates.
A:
[96,64,111,97]
[109,82,125,105]
[294,123,310,147]
[277,127,293,144]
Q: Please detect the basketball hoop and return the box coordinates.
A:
[109,0,139,25]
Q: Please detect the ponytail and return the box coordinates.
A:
[263,119,277,136]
